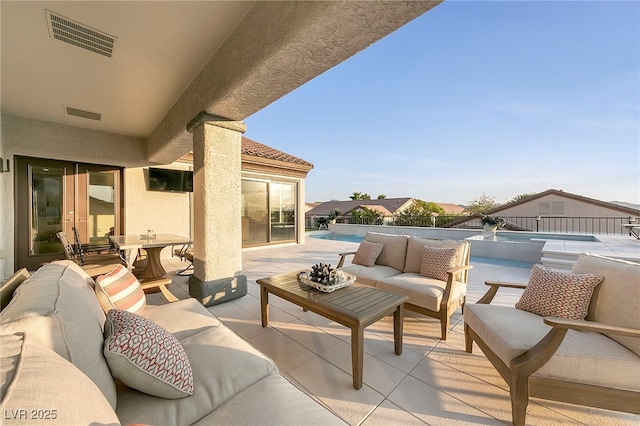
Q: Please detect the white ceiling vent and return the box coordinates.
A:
[46,10,117,58]
[65,106,102,121]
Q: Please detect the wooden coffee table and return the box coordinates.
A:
[257,271,408,389]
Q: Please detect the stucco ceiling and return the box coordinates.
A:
[1,1,254,138]
[1,1,439,166]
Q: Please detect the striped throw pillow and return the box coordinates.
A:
[95,265,146,314]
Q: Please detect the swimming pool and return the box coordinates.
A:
[310,232,365,243]
[468,232,597,242]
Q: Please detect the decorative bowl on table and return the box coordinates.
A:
[298,263,355,293]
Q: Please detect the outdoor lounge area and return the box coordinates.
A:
[152,237,638,425]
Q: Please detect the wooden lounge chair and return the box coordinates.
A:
[464,254,640,425]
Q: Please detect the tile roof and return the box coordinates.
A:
[307,198,414,216]
[241,137,313,167]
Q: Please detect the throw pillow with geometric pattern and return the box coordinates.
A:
[420,246,458,281]
[103,309,194,399]
[515,264,604,320]
[353,241,384,267]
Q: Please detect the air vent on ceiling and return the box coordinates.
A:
[65,106,102,121]
[46,10,117,58]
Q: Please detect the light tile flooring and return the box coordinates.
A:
[150,238,638,425]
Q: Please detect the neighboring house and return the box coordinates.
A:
[452,189,640,234]
[306,198,416,226]
[437,203,466,215]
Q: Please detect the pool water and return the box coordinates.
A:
[479,232,596,242]
[310,232,365,243]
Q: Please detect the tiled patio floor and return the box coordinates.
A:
[151,237,637,425]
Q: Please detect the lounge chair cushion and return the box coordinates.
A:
[420,246,458,281]
[104,309,194,399]
[95,264,146,314]
[572,254,640,356]
[465,303,640,391]
[0,268,29,311]
[515,264,603,320]
[365,232,408,271]
[377,273,466,312]
[352,241,384,267]
[0,333,120,424]
[0,261,117,408]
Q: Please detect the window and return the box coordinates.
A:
[242,179,297,247]
[539,202,550,214]
[552,201,565,215]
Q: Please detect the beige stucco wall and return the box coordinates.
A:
[123,164,192,260]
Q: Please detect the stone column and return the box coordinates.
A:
[187,112,247,306]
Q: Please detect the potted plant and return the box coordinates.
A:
[327,209,340,224]
[481,215,505,232]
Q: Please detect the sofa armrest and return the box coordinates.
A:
[446,264,473,275]
[477,281,527,304]
[337,251,357,268]
[543,317,640,338]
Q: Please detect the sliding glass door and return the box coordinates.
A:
[15,156,122,270]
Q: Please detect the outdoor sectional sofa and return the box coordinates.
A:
[0,260,345,425]
[337,231,472,340]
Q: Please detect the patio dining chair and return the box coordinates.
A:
[56,231,125,278]
[173,243,194,276]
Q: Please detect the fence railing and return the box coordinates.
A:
[336,215,638,236]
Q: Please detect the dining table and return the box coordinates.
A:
[108,233,192,302]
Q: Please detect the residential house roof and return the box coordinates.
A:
[307,198,414,217]
[486,189,640,216]
[437,203,466,215]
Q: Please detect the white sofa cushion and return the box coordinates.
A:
[104,309,194,399]
[377,272,466,312]
[0,261,117,408]
[571,254,640,356]
[464,303,640,391]
[0,333,120,425]
[115,300,278,425]
[365,232,408,271]
[193,374,345,425]
[341,264,399,287]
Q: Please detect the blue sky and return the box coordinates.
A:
[245,1,640,206]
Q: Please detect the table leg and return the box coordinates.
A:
[393,304,404,355]
[351,327,364,390]
[142,246,166,280]
[260,286,269,327]
[121,248,138,270]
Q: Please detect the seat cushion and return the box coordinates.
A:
[0,268,29,312]
[352,241,384,267]
[464,304,640,391]
[341,264,400,287]
[104,309,194,399]
[364,232,408,271]
[571,254,640,356]
[377,272,466,312]
[115,315,278,425]
[0,333,120,425]
[193,374,346,425]
[515,264,603,320]
[95,264,146,314]
[0,261,117,408]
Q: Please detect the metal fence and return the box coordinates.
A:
[339,215,638,236]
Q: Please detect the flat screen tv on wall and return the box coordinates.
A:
[148,168,193,192]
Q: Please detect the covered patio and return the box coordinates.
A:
[157,237,637,425]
